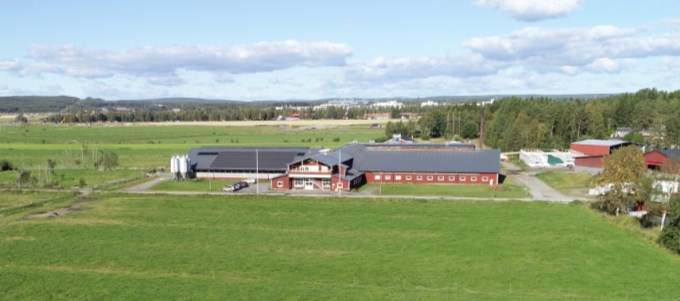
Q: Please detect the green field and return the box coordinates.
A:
[150,178,239,192]
[536,171,593,197]
[1,194,679,300]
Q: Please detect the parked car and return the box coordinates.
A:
[222,185,236,192]
[237,181,249,188]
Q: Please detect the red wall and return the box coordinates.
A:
[574,156,604,168]
[570,144,610,156]
[644,150,667,167]
[364,172,497,185]
[271,175,291,190]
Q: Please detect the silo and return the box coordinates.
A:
[179,155,188,180]
[185,155,192,179]
[170,155,177,178]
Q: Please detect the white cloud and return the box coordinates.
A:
[2,41,352,85]
[476,0,582,22]
[463,25,680,73]
[344,54,499,82]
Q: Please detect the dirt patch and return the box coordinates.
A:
[24,197,99,220]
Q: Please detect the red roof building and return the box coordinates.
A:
[569,139,634,170]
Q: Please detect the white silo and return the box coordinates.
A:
[179,155,188,180]
[185,155,191,179]
[170,155,177,178]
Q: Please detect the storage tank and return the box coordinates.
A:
[185,155,191,179]
[170,155,177,174]
[179,155,188,179]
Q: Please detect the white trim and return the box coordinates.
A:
[277,181,283,188]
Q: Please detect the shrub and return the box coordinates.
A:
[332,137,341,142]
[0,159,15,171]
[658,218,680,254]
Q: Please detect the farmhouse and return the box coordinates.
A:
[569,139,634,172]
[644,148,680,172]
[186,143,500,191]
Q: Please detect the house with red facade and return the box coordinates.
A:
[644,148,680,172]
[569,139,634,172]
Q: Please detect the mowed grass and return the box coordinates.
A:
[150,179,238,192]
[0,169,143,189]
[1,194,680,300]
[536,171,592,197]
[0,191,72,212]
[371,181,526,198]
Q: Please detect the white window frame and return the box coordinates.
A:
[438,176,444,181]
[337,182,343,188]
[448,176,455,181]
[277,181,283,188]
[416,176,422,181]
[374,175,381,180]
[471,176,478,182]
[385,175,391,180]
[427,176,434,181]
[406,175,412,180]
[322,178,331,187]
[395,175,402,181]
[294,178,304,187]
[300,166,309,172]
[482,176,489,182]
[460,176,466,182]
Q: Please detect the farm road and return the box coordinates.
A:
[503,162,572,202]
[124,177,168,193]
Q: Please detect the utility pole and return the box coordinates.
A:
[256,148,259,195]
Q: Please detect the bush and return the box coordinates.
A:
[659,218,680,254]
[0,159,15,171]
[332,137,340,142]
[590,199,624,215]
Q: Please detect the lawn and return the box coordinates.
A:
[1,194,679,300]
[150,178,239,192]
[536,171,592,197]
[370,181,526,198]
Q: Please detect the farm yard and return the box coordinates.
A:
[1,123,680,300]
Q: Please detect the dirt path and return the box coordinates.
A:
[124,177,168,193]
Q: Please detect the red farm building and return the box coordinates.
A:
[569,139,634,171]
[644,148,680,172]
[186,143,500,192]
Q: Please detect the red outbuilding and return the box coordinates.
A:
[569,139,634,170]
[644,148,680,172]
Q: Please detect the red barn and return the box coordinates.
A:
[644,149,680,172]
[570,139,634,170]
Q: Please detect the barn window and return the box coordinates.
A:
[294,178,304,187]
[337,182,343,188]
[395,175,402,180]
[277,181,283,188]
[417,176,422,181]
[322,179,331,187]
[385,175,391,180]
[406,175,412,180]
[438,176,444,181]
[448,176,455,181]
[471,176,478,182]
[460,176,466,182]
[300,166,309,172]
[374,175,381,180]
[482,176,489,182]
[427,176,433,181]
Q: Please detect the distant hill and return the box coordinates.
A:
[0,96,80,113]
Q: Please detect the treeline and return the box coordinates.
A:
[485,88,680,151]
[0,96,80,113]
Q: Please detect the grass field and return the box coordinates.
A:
[150,179,239,192]
[0,191,73,212]
[1,194,679,300]
[368,181,526,198]
[0,169,143,190]
[536,171,593,197]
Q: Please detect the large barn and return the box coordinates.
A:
[186,143,500,192]
[569,139,634,171]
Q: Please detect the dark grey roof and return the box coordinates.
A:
[362,143,476,151]
[188,146,316,171]
[659,149,680,161]
[339,144,499,173]
[290,152,353,167]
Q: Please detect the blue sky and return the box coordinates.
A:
[1,0,680,100]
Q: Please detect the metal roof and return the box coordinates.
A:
[339,144,500,174]
[571,139,630,147]
[659,148,680,161]
[188,147,316,171]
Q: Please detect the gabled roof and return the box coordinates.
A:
[188,146,317,171]
[339,144,500,174]
[289,152,353,167]
[659,149,680,161]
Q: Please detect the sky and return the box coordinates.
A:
[1,0,680,100]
